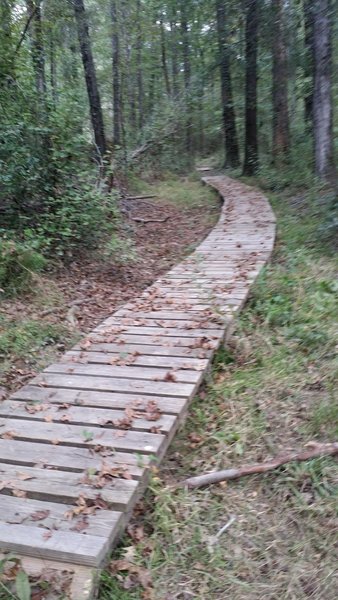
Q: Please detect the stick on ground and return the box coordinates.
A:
[181,442,338,489]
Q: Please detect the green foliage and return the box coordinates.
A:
[0,317,66,360]
[0,238,46,295]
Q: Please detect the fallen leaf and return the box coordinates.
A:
[30,510,50,521]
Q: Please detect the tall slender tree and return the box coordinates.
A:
[313,0,334,180]
[136,0,144,128]
[215,0,240,168]
[72,0,107,159]
[26,0,47,98]
[181,0,193,156]
[243,0,259,176]
[111,0,121,147]
[272,0,289,163]
[304,0,315,127]
[0,0,15,86]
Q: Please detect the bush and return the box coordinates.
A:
[0,238,47,295]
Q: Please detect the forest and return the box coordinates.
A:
[0,0,336,276]
[0,1,337,599]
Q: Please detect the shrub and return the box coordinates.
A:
[0,238,47,295]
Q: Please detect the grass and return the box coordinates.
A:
[99,181,338,600]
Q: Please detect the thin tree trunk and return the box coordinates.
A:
[160,18,171,96]
[50,36,57,107]
[215,0,240,168]
[243,0,259,176]
[26,0,47,97]
[136,0,144,129]
[0,0,15,85]
[304,0,315,127]
[111,0,121,147]
[181,1,193,157]
[272,0,289,163]
[170,18,180,98]
[73,0,107,159]
[313,0,334,180]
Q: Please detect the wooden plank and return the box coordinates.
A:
[94,325,224,339]
[0,400,177,434]
[44,362,203,385]
[30,372,197,398]
[0,463,139,510]
[0,494,122,539]
[0,417,166,455]
[11,386,188,415]
[73,340,214,358]
[89,333,220,349]
[0,521,109,567]
[0,438,146,476]
[64,350,209,368]
[0,554,97,600]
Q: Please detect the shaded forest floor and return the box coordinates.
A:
[99,181,338,600]
[0,175,220,397]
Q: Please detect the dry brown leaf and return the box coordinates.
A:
[30,509,50,521]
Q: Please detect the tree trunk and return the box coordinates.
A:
[215,0,240,168]
[136,0,144,129]
[181,1,193,157]
[160,18,171,96]
[313,0,334,181]
[0,0,15,86]
[170,17,180,99]
[304,0,315,127]
[272,0,289,163]
[111,0,121,147]
[50,36,57,107]
[243,0,259,176]
[73,0,107,159]
[26,0,47,98]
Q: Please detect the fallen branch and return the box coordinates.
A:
[180,442,338,489]
[131,216,170,224]
[124,195,158,201]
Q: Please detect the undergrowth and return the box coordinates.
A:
[99,179,338,600]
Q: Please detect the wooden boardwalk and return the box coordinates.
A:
[0,176,276,598]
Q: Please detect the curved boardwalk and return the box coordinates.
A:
[0,176,275,598]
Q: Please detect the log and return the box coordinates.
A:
[181,442,338,489]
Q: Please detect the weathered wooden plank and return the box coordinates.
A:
[0,521,109,566]
[0,463,139,510]
[11,386,188,415]
[73,340,213,358]
[0,495,122,539]
[0,438,146,476]
[30,373,198,398]
[62,350,208,371]
[95,325,224,339]
[0,417,165,455]
[0,400,176,433]
[45,362,203,385]
[89,333,220,349]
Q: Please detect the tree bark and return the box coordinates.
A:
[181,1,193,157]
[304,0,315,127]
[0,0,15,85]
[160,18,171,96]
[215,0,240,168]
[243,0,259,176]
[181,442,338,489]
[136,0,144,129]
[272,0,289,163]
[313,0,334,181]
[111,0,121,147]
[72,0,107,159]
[170,17,180,99]
[26,0,47,97]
